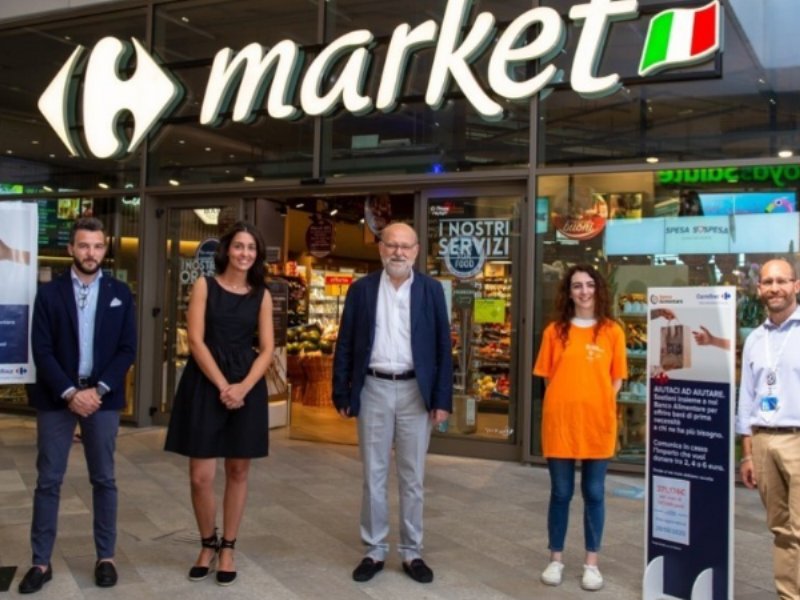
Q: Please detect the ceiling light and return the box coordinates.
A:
[295,202,305,209]
[778,149,793,158]
[330,208,338,216]
[169,178,180,186]
[98,182,109,189]
[646,156,659,164]
[243,174,255,182]
[205,146,211,152]
[43,185,53,192]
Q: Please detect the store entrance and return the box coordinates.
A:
[151,199,242,425]
[284,193,413,444]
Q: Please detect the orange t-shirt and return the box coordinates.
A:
[533,321,628,459]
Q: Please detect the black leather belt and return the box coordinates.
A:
[77,377,91,389]
[367,369,416,381]
[753,426,800,434]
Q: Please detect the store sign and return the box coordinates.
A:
[39,0,722,159]
[306,216,335,258]
[438,218,510,278]
[659,164,800,188]
[324,273,353,297]
[553,214,606,240]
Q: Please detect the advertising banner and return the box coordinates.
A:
[0,202,38,383]
[644,287,735,600]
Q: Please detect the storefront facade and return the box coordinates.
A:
[0,0,797,466]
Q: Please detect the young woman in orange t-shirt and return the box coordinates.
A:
[534,264,627,591]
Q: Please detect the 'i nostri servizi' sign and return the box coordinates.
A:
[39,0,722,159]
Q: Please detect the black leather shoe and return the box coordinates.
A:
[18,566,52,594]
[352,557,384,582]
[95,560,118,588]
[403,558,433,583]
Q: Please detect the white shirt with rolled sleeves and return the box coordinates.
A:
[737,306,800,435]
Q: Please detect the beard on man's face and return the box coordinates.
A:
[382,256,412,278]
[73,256,101,276]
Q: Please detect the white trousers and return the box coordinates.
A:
[357,375,432,562]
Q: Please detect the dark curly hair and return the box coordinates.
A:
[554,264,613,344]
[213,221,266,293]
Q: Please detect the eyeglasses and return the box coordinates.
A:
[77,284,89,310]
[380,241,418,252]
[759,278,796,287]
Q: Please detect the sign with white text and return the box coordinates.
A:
[644,286,735,600]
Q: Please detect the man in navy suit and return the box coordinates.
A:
[18,217,137,594]
[333,222,452,584]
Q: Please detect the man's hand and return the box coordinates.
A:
[430,409,449,425]
[740,459,757,489]
[68,388,102,418]
[338,407,351,418]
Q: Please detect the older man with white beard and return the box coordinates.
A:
[333,222,453,585]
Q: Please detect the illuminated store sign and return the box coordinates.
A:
[658,165,800,188]
[38,0,722,159]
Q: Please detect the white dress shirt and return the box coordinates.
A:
[369,269,414,373]
[737,306,800,434]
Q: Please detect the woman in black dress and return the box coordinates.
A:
[165,222,274,586]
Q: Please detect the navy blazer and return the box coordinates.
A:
[27,271,137,411]
[333,269,453,417]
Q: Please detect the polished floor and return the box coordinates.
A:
[0,414,775,598]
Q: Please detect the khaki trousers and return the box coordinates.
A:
[753,430,800,600]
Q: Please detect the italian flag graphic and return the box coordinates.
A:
[638,1,722,76]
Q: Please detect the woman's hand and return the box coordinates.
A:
[220,382,248,410]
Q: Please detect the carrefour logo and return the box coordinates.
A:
[39,0,722,159]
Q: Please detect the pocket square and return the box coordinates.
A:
[110,298,122,307]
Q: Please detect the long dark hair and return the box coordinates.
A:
[554,264,613,344]
[214,221,266,292]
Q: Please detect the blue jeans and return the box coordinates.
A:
[546,458,608,553]
[31,409,120,565]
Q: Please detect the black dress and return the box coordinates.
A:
[165,276,269,458]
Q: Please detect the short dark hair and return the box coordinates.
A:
[69,217,105,244]
[214,221,266,292]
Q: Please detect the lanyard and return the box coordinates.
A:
[764,323,794,389]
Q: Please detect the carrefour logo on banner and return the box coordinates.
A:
[39,0,723,159]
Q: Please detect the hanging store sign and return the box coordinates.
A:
[306,216,335,258]
[553,214,606,240]
[38,0,722,159]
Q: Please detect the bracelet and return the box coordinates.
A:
[740,455,753,465]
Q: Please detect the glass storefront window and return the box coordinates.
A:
[535,164,800,461]
[538,1,800,166]
[324,0,532,176]
[0,197,139,416]
[150,0,318,185]
[427,194,522,441]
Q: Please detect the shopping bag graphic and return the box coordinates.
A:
[659,324,691,370]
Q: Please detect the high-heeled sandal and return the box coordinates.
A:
[216,538,237,586]
[188,529,219,581]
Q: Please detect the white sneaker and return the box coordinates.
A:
[541,561,564,586]
[581,564,604,591]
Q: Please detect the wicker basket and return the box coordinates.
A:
[301,354,334,407]
[286,354,306,405]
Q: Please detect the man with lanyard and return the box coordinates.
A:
[738,257,800,599]
[18,217,136,594]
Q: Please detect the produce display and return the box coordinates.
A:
[286,322,338,355]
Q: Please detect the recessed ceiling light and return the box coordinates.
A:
[98,182,109,189]
[778,149,794,158]
[330,208,338,216]
[32,140,39,145]
[43,185,53,192]
[181,16,190,23]
[243,175,255,182]
[169,179,180,186]
[5,149,12,154]
[646,156,659,164]
[178,140,185,144]
[205,147,212,152]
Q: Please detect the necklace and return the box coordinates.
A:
[218,277,249,291]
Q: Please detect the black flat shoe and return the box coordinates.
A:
[352,557,384,582]
[403,558,433,583]
[188,530,219,581]
[95,561,118,588]
[215,538,237,586]
[18,566,52,594]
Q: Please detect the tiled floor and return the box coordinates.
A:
[0,414,775,598]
